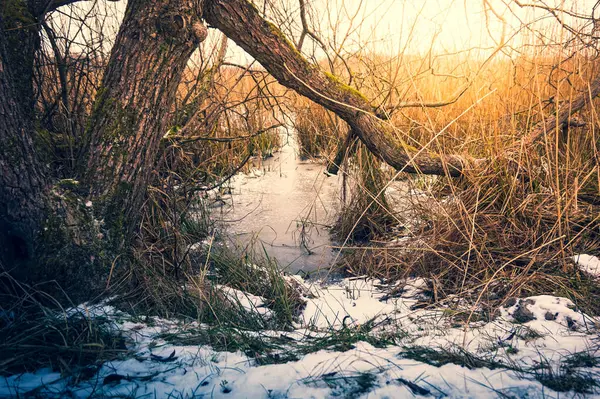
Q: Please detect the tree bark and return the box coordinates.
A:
[82,0,207,243]
[0,0,40,115]
[1,8,106,291]
[0,17,48,266]
[203,0,468,177]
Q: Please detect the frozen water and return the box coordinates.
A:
[214,132,342,274]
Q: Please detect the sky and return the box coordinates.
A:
[51,0,598,64]
[216,0,597,65]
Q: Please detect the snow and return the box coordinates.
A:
[299,278,400,329]
[218,284,274,318]
[297,277,431,329]
[573,254,600,277]
[2,278,599,398]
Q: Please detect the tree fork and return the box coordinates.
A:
[1,0,209,296]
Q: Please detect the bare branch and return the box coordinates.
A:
[326,128,357,175]
[167,123,283,145]
[378,83,471,118]
[296,0,326,53]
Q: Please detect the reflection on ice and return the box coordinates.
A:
[214,133,342,273]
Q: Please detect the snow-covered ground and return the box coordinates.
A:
[2,261,600,399]
[574,254,600,278]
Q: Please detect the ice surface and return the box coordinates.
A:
[212,132,342,274]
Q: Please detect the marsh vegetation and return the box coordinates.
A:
[1,0,600,397]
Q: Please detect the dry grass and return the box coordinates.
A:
[293,99,345,159]
[332,146,397,243]
[311,49,600,314]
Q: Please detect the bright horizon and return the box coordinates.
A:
[52,0,598,67]
[224,0,597,64]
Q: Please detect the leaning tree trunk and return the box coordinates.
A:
[81,0,207,249]
[204,0,469,177]
[204,0,600,176]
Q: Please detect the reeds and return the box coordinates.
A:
[317,50,600,314]
[293,99,345,159]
